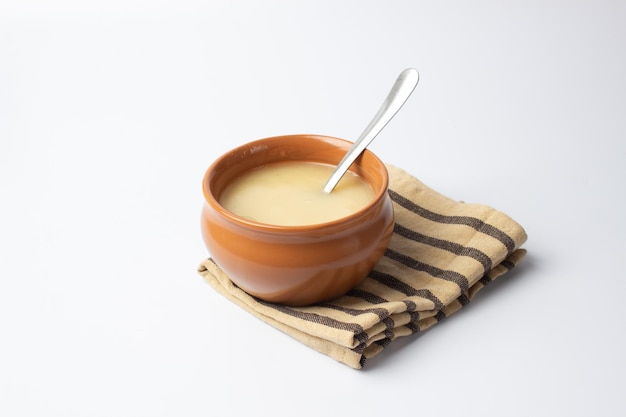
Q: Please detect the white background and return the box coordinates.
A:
[1,1,625,416]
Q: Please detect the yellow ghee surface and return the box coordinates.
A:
[219,161,376,226]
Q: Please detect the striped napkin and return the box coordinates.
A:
[198,164,527,369]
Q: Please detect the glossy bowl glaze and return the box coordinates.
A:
[200,134,394,306]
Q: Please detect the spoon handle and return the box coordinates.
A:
[323,68,419,193]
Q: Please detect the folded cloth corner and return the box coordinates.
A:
[197,164,528,369]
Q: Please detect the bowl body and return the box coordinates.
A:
[200,134,394,306]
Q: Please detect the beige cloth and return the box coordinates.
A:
[198,165,528,369]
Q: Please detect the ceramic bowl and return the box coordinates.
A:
[200,134,394,306]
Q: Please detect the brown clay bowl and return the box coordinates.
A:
[200,134,394,306]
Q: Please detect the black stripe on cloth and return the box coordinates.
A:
[368,269,445,310]
[353,340,368,354]
[359,355,367,368]
[405,321,420,334]
[388,189,517,253]
[375,337,393,349]
[435,310,446,321]
[457,293,470,306]
[384,328,394,340]
[382,317,395,330]
[384,248,470,293]
[479,257,518,286]
[259,301,368,344]
[393,223,493,272]
[357,333,394,362]
[405,311,422,334]
[501,259,516,270]
[403,300,418,313]
[345,288,388,304]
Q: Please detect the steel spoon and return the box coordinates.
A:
[322,68,419,193]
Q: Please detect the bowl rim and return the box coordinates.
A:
[202,134,390,232]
